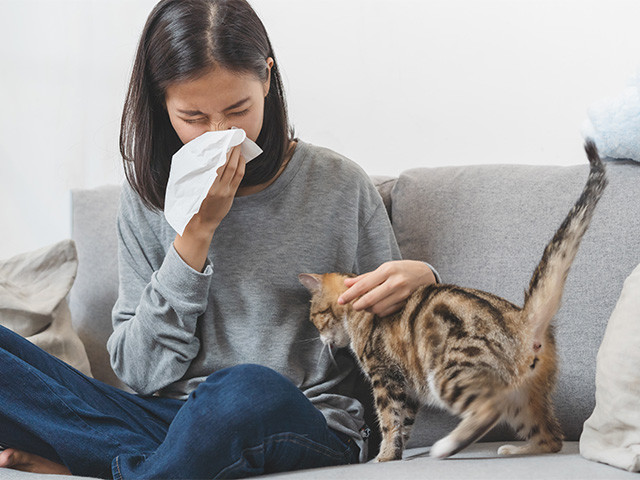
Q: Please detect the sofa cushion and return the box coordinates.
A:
[580,262,640,472]
[371,175,396,220]
[260,442,636,479]
[391,160,640,446]
[68,185,127,390]
[0,239,92,377]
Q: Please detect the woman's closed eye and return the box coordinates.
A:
[229,108,251,117]
[182,109,251,124]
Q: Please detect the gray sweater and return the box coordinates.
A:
[107,140,402,461]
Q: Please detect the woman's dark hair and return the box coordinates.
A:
[120,0,294,210]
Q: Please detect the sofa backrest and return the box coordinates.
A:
[69,185,126,391]
[69,160,640,446]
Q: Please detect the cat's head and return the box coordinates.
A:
[298,273,353,349]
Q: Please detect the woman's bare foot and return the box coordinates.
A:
[0,448,71,475]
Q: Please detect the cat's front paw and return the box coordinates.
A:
[373,454,399,463]
[375,439,403,462]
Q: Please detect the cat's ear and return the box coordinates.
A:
[298,273,322,295]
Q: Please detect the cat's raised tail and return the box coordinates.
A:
[522,139,607,352]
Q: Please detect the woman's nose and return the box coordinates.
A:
[208,120,227,131]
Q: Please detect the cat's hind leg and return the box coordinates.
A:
[499,390,563,455]
[430,399,501,459]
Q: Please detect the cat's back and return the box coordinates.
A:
[408,283,524,344]
[386,283,528,406]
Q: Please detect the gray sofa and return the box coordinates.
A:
[2,158,639,479]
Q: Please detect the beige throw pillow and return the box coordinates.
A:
[0,239,92,377]
[580,263,640,472]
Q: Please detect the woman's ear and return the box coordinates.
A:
[263,57,275,97]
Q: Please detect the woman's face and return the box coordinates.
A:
[164,59,273,145]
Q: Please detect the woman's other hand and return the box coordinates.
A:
[338,260,436,317]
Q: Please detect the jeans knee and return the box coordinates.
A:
[207,364,283,387]
[192,364,319,436]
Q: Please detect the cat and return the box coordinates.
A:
[299,140,607,462]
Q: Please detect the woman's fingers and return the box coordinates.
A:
[219,145,242,185]
[196,145,246,227]
[338,269,386,305]
[339,261,425,314]
[338,261,435,316]
[230,153,246,191]
[354,280,410,313]
[343,275,363,287]
[339,263,403,307]
[351,279,394,311]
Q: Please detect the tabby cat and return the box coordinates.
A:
[299,140,607,462]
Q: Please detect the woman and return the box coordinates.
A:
[0,0,438,477]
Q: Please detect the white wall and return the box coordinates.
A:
[1,0,639,258]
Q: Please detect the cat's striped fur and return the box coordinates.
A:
[299,140,607,462]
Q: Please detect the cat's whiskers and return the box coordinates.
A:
[317,342,327,369]
[314,341,340,370]
[326,344,339,369]
[294,336,322,345]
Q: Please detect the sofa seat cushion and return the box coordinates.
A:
[260,442,637,479]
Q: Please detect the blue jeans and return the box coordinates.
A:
[0,324,359,478]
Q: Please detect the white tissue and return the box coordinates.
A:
[164,128,263,235]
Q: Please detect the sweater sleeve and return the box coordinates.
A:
[353,200,403,275]
[106,184,213,395]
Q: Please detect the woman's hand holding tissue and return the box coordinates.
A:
[174,145,245,272]
[194,145,245,229]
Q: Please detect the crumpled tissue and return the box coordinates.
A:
[582,71,640,162]
[164,128,262,235]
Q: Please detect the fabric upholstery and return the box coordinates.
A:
[371,175,396,219]
[68,185,127,391]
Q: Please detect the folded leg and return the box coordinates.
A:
[0,325,183,478]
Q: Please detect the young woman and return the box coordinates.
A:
[0,0,438,477]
